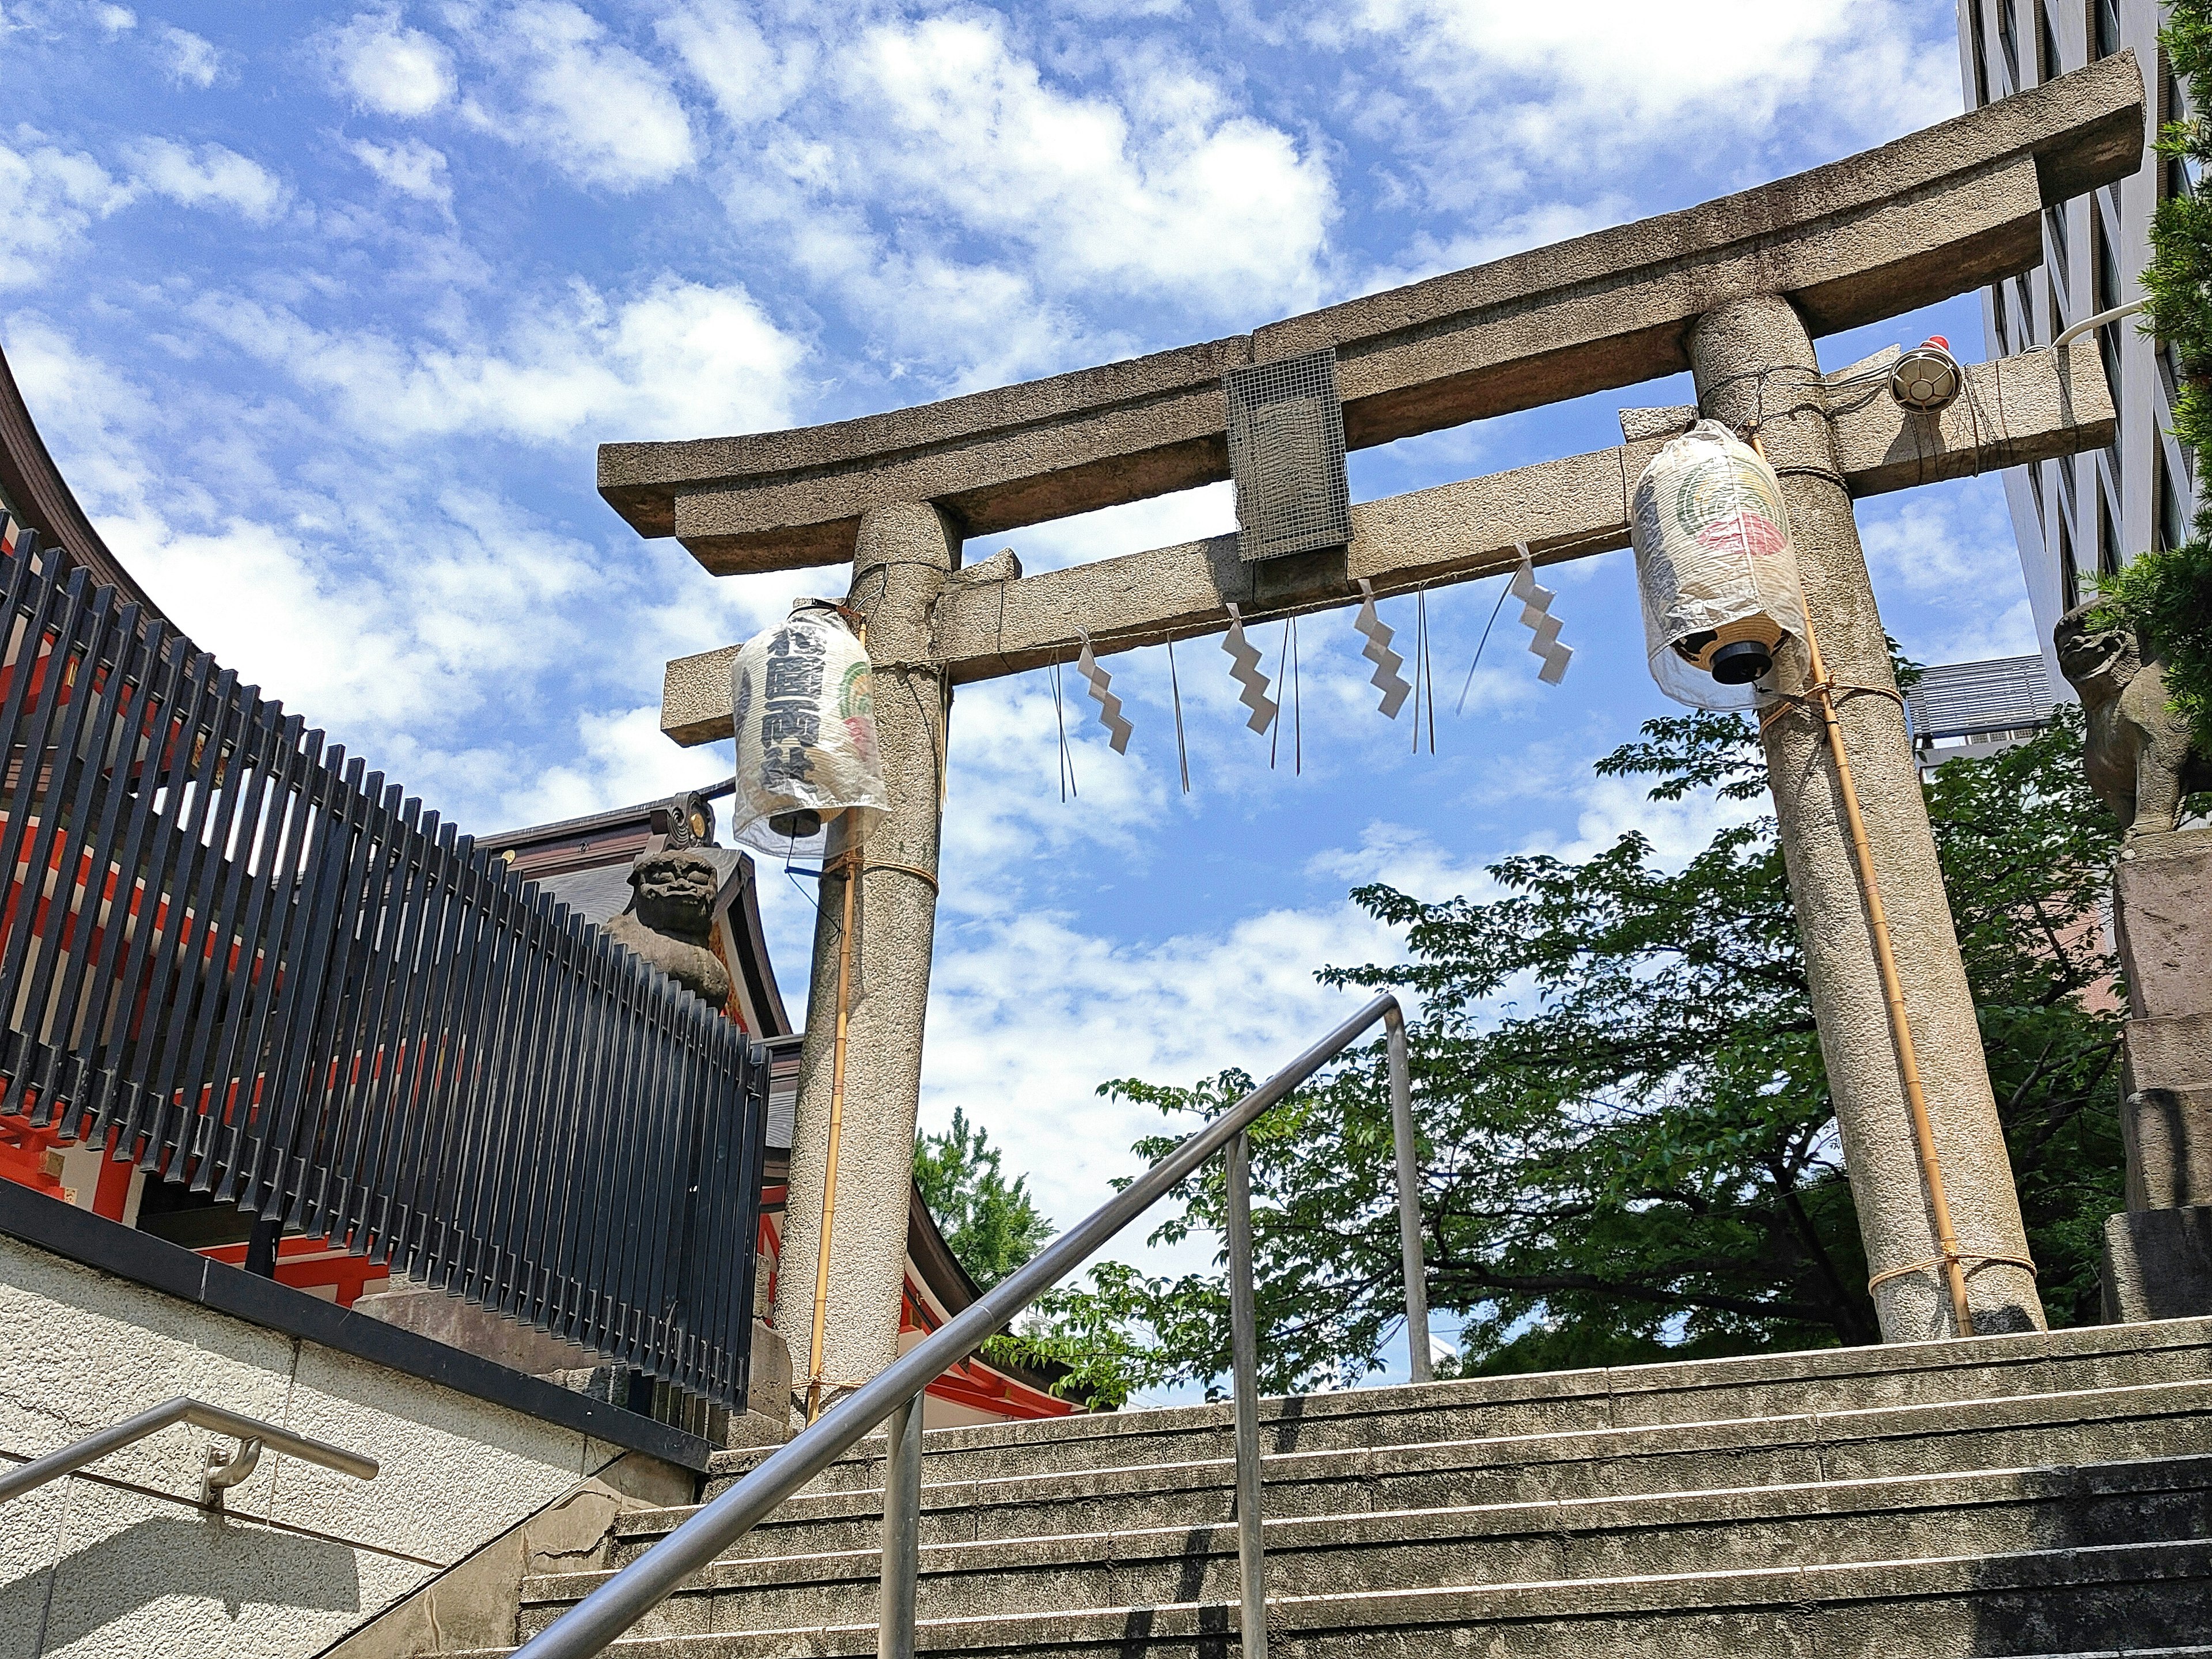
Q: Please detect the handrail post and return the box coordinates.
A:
[876,1389,923,1659]
[1385,1007,1433,1384]
[1225,1128,1268,1659]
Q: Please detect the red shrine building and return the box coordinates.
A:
[0,339,1072,1431]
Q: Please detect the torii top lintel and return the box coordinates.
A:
[602,54,2142,579]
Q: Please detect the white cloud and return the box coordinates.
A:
[157,23,223,87]
[461,1,695,189]
[1344,0,1960,212]
[657,0,813,130]
[93,4,135,34]
[0,137,131,287]
[327,5,455,117]
[190,273,805,447]
[349,135,450,204]
[843,14,1332,315]
[127,138,287,222]
[1858,481,2041,666]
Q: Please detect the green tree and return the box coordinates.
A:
[1005,709,2124,1405]
[914,1107,1055,1288]
[2100,1,2211,752]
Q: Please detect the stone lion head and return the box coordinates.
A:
[628,848,720,942]
[2054,603,2141,702]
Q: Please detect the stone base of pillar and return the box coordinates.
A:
[2102,1207,2212,1322]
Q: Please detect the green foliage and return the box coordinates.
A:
[913,1106,1055,1289]
[1001,710,2123,1402]
[2108,1,2212,753]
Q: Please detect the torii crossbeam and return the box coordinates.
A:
[601,55,2144,1411]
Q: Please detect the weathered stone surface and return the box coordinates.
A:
[2127,1014,2212,1097]
[600,847,733,1007]
[2104,1207,2212,1322]
[658,342,2115,744]
[777,503,956,1417]
[599,56,2141,575]
[353,1281,601,1377]
[2122,1089,2212,1212]
[2056,612,2212,836]
[1691,293,2040,1342]
[497,1321,2212,1659]
[2115,830,2212,1020]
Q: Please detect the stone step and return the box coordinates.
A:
[706,1319,2212,1503]
[465,1535,2212,1658]
[619,1377,2212,1562]
[517,1455,2212,1641]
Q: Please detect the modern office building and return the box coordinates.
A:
[1957,0,2198,690]
[1906,654,2058,771]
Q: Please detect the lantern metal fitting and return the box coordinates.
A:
[1890,336,1961,414]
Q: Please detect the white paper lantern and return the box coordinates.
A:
[729,603,889,854]
[1628,421,1808,711]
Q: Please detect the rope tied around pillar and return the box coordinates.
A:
[1756,679,1906,737]
[1868,1248,2037,1297]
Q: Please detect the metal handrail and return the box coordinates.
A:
[0,1396,378,1508]
[516,992,1423,1659]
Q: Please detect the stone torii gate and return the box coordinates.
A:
[601,56,2143,1406]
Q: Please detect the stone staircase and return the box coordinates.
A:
[480,1318,2212,1658]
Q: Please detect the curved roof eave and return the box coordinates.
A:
[0,339,165,622]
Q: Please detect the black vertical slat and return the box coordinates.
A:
[134,666,246,1169]
[33,604,159,1136]
[531,913,609,1334]
[730,1038,771,1410]
[370,823,472,1265]
[666,997,713,1396]
[593,955,660,1365]
[548,923,623,1349]
[0,537,51,777]
[500,897,579,1325]
[233,748,361,1214]
[0,554,70,801]
[172,699,296,1175]
[283,770,391,1238]
[574,945,653,1358]
[467,882,556,1310]
[214,737,347,1207]
[626,981,689,1373]
[104,647,228,1164]
[198,716,319,1196]
[388,835,496,1285]
[0,569,94,1067]
[431,848,526,1299]
[329,796,434,1249]
[298,779,406,1236]
[502,891,584,1315]
[416,841,516,1290]
[703,1033,755,1405]
[92,644,222,1159]
[23,600,147,1131]
[3,584,126,1121]
[69,624,188,1141]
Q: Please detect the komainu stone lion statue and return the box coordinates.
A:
[2055,603,2211,836]
[602,847,733,1006]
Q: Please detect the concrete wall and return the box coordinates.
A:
[0,1233,690,1658]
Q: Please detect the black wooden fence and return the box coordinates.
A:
[0,533,766,1410]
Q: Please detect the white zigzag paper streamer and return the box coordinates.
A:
[1075,637,1132,754]
[1354,579,1411,718]
[1222,602,1278,734]
[1509,544,1573,686]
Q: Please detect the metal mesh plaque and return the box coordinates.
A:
[1224,347,1352,563]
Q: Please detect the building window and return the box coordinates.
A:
[2091,0,2119,60]
[2093,206,2123,403]
[1999,0,2021,90]
[2046,204,2071,289]
[1971,0,1992,105]
[2166,52,2200,199]
[2038,0,2061,81]
[2028,454,2046,522]
[1992,281,2010,352]
[2016,274,2036,344]
[2060,517,2081,609]
[2099,486,2123,578]
[2157,449,2190,551]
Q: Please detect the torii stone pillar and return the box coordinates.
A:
[1690,294,2043,1340]
[778,501,957,1416]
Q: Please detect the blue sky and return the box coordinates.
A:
[1,0,2037,1384]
